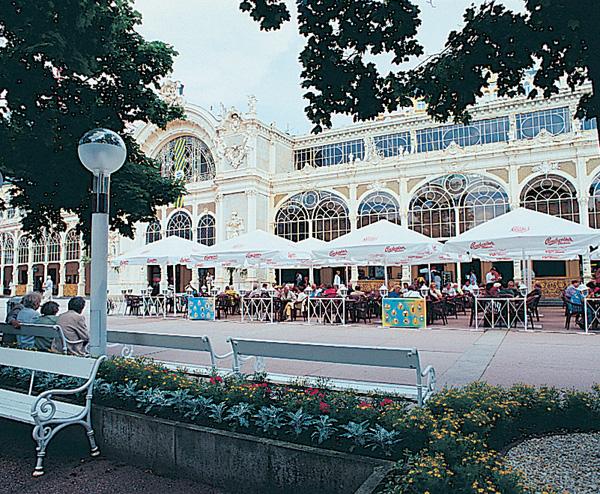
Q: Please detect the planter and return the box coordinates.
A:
[93,406,393,494]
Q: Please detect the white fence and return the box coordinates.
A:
[241,297,275,322]
[307,297,346,325]
[472,297,529,330]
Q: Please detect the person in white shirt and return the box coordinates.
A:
[333,270,341,287]
[42,276,54,301]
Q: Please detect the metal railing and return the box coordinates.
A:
[472,297,528,330]
[307,297,346,325]
[240,296,275,323]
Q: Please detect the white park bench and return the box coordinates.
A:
[0,322,69,353]
[107,330,231,372]
[228,338,436,406]
[0,347,105,476]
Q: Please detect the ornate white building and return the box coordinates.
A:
[1,81,599,298]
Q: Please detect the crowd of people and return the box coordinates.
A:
[3,293,89,355]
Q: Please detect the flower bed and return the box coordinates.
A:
[1,357,599,493]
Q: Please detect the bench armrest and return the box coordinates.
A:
[421,365,436,393]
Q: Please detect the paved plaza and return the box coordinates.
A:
[103,308,599,390]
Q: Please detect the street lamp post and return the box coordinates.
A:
[78,129,126,356]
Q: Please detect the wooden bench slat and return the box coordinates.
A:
[0,347,96,378]
[0,389,84,424]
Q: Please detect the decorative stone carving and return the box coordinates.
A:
[532,161,560,175]
[444,161,462,174]
[247,95,257,116]
[159,79,183,106]
[367,180,387,192]
[535,128,553,143]
[443,141,465,156]
[364,136,384,164]
[108,231,119,258]
[226,211,245,239]
[215,110,253,169]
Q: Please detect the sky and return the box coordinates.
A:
[135,0,524,135]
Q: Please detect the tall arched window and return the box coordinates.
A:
[312,193,350,241]
[409,174,509,238]
[17,236,29,264]
[4,235,14,265]
[65,230,81,261]
[47,233,61,262]
[32,236,46,263]
[275,201,309,242]
[145,220,162,244]
[166,211,192,240]
[588,173,600,228]
[158,136,215,182]
[520,174,579,222]
[274,191,350,242]
[197,214,216,246]
[357,191,400,228]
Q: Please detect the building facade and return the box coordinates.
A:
[1,82,599,298]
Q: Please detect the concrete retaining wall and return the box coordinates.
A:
[92,406,393,494]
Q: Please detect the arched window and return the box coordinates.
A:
[274,191,350,242]
[275,201,309,242]
[589,174,600,229]
[409,174,509,238]
[197,215,216,246]
[65,230,81,261]
[312,193,350,241]
[520,174,579,222]
[17,236,29,265]
[459,182,509,232]
[357,192,400,228]
[47,233,61,262]
[3,235,14,265]
[145,220,162,244]
[166,211,192,240]
[32,236,46,263]
[158,135,215,182]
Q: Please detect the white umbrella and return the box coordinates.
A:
[192,229,311,268]
[445,208,600,261]
[112,235,210,267]
[312,219,443,285]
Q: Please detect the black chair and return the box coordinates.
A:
[562,294,583,330]
[354,299,371,324]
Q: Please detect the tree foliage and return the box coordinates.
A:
[240,0,600,135]
[0,0,185,238]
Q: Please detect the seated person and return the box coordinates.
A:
[36,301,60,352]
[428,282,443,301]
[462,280,472,293]
[405,284,421,298]
[486,282,502,297]
[350,285,365,298]
[527,282,543,299]
[388,285,402,298]
[499,280,519,297]
[280,286,297,320]
[3,296,24,347]
[52,297,89,356]
[442,282,456,297]
[564,280,580,301]
[322,285,338,297]
[16,292,42,349]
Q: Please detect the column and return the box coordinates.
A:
[513,260,523,284]
[77,258,86,296]
[399,177,410,285]
[26,241,34,292]
[58,233,66,297]
[11,240,17,296]
[214,193,226,286]
[579,194,593,281]
[348,185,359,285]
[245,190,258,285]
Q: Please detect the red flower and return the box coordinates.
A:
[209,376,223,385]
[319,401,330,413]
[380,398,394,407]
[358,401,373,409]
[306,388,319,396]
